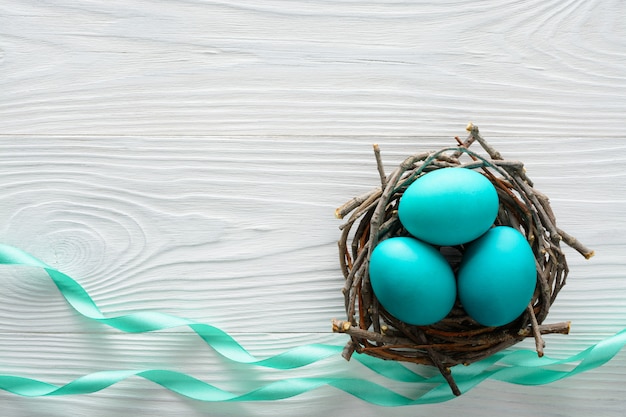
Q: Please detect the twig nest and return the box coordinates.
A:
[333,125,593,395]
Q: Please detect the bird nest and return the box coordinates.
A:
[332,124,594,395]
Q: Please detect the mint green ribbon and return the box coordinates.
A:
[0,243,625,405]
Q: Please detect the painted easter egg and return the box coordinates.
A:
[368,236,456,325]
[457,226,537,327]
[398,167,499,246]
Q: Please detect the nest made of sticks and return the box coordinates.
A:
[332,124,594,396]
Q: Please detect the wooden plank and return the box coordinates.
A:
[1,0,626,414]
[1,0,625,136]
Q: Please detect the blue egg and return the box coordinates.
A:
[368,237,456,325]
[398,168,499,246]
[457,226,537,327]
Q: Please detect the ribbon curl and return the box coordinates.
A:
[0,244,625,404]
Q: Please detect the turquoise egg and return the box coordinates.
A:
[457,226,537,327]
[398,168,499,246]
[368,236,456,325]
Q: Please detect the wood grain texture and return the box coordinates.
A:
[1,0,625,136]
[1,0,626,415]
[1,136,625,416]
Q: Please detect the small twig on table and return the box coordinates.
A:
[452,134,476,158]
[332,319,414,346]
[335,189,380,220]
[557,227,595,259]
[466,122,502,160]
[526,305,545,357]
[420,340,461,395]
[341,340,357,361]
[373,144,387,189]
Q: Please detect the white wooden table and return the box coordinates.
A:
[1,1,625,416]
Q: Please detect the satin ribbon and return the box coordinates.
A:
[0,243,624,405]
